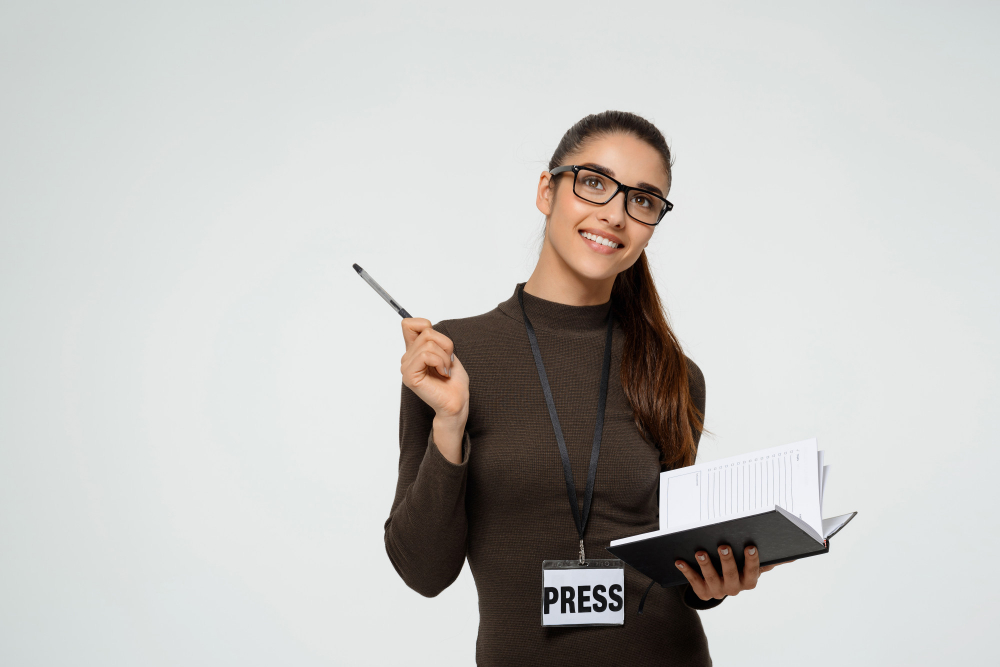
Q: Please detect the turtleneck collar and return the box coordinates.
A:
[498,282,614,333]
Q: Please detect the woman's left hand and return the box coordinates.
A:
[675,545,793,601]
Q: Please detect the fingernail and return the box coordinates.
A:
[676,562,684,569]
[721,548,729,555]
[698,554,705,561]
[451,353,455,362]
[749,547,756,555]
[444,367,450,377]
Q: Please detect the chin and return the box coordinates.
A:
[569,257,620,282]
[552,231,622,280]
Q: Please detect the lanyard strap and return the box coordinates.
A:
[517,283,615,563]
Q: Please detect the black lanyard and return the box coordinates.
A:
[517,283,615,564]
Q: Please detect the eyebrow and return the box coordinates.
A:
[579,162,666,197]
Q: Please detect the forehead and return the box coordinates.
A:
[567,133,670,195]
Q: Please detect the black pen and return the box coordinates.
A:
[353,263,413,318]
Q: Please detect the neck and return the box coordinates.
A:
[524,241,615,306]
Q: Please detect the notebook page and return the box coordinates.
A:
[820,465,830,511]
[818,450,825,498]
[822,512,855,539]
[660,438,823,538]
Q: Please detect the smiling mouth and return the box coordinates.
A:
[579,229,623,250]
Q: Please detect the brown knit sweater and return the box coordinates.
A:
[385,282,718,666]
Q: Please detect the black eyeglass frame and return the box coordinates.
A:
[549,164,673,226]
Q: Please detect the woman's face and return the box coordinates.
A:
[536,132,668,283]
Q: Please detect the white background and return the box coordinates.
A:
[2,1,997,665]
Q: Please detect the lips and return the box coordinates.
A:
[578,228,624,246]
[579,229,623,254]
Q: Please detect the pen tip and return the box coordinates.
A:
[352,263,362,274]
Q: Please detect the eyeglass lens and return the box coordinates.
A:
[574,168,666,224]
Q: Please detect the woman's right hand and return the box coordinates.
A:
[400,318,469,426]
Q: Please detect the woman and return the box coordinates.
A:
[385,110,787,665]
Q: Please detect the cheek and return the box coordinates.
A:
[556,197,591,224]
[549,203,589,242]
[626,231,652,260]
[552,183,591,217]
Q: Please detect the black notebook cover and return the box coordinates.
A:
[606,508,834,588]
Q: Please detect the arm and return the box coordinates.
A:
[383,321,471,597]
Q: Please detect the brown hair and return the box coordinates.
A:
[546,110,704,469]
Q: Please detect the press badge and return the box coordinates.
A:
[541,559,625,626]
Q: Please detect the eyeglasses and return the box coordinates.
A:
[549,165,673,226]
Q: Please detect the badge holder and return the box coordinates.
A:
[541,558,625,627]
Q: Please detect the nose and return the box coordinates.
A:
[597,190,627,227]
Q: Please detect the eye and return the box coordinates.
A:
[582,177,605,190]
[631,194,652,209]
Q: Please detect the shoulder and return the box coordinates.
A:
[684,356,706,411]
[433,308,502,341]
[685,356,705,390]
[431,301,522,351]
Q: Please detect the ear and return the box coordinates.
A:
[536,171,554,216]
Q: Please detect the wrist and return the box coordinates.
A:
[432,414,467,465]
[433,411,467,432]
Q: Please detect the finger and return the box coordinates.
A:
[415,326,456,359]
[694,551,723,597]
[401,317,432,346]
[420,339,453,377]
[401,346,452,382]
[675,560,710,601]
[741,545,761,590]
[405,325,457,375]
[403,336,453,377]
[717,545,741,596]
[417,348,451,380]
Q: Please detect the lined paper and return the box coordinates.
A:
[660,438,823,539]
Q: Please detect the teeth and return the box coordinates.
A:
[580,231,620,248]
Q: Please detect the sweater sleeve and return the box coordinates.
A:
[679,357,727,610]
[383,320,471,598]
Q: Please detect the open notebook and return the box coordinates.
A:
[606,437,856,588]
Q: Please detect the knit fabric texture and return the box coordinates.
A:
[385,282,718,666]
